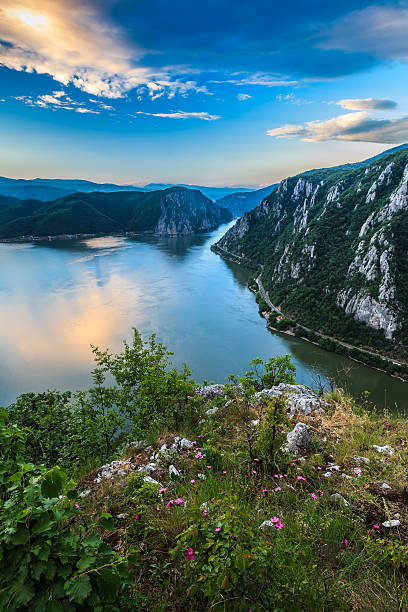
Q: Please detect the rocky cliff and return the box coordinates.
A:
[213,149,408,356]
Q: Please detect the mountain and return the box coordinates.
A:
[213,148,408,358]
[0,177,144,202]
[215,184,278,216]
[0,187,232,239]
[142,183,255,201]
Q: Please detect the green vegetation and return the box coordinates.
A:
[1,332,408,610]
[0,187,232,239]
[214,149,408,360]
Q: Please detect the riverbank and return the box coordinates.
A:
[212,243,408,383]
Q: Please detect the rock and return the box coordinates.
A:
[79,489,91,498]
[138,463,157,475]
[256,384,328,419]
[251,419,259,427]
[143,476,162,486]
[197,473,206,480]
[394,513,401,519]
[323,472,332,478]
[381,482,392,489]
[284,422,312,456]
[195,384,226,398]
[354,457,370,464]
[180,438,193,449]
[128,440,146,451]
[160,444,167,452]
[328,464,341,471]
[117,513,129,519]
[169,464,180,478]
[330,493,350,507]
[259,519,276,531]
[382,520,400,528]
[373,445,394,456]
[206,407,219,416]
[341,474,352,480]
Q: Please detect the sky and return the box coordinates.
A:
[1,0,408,187]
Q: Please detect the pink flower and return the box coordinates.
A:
[311,493,317,499]
[252,470,257,475]
[206,465,212,469]
[134,515,140,522]
[354,468,362,476]
[203,509,208,517]
[195,451,203,459]
[344,539,349,547]
[274,474,279,478]
[275,486,282,492]
[75,457,79,461]
[185,547,195,560]
[254,458,260,462]
[316,466,322,471]
[198,434,204,438]
[159,487,167,494]
[215,527,221,532]
[262,488,268,493]
[317,489,324,497]
[166,500,174,507]
[271,516,284,529]
[191,441,197,445]
[373,524,380,531]
[174,498,183,505]
[297,476,306,483]
[74,503,80,508]
[190,479,196,484]
[222,470,227,474]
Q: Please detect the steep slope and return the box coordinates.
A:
[0,187,232,238]
[0,177,143,201]
[213,149,408,357]
[216,184,278,216]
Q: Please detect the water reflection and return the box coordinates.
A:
[0,224,406,410]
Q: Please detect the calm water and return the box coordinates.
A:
[0,222,406,410]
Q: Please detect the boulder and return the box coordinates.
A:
[256,384,328,419]
[284,422,312,456]
[382,520,400,528]
[195,384,226,398]
[330,493,350,507]
[373,444,394,456]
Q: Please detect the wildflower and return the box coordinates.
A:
[275,486,282,492]
[317,489,324,497]
[271,516,284,529]
[354,468,362,476]
[206,465,212,469]
[311,493,317,500]
[274,474,279,478]
[159,488,167,494]
[297,476,306,483]
[315,466,322,471]
[185,547,195,560]
[190,479,196,484]
[373,524,380,531]
[198,434,204,438]
[166,500,174,507]
[254,458,260,462]
[195,451,203,459]
[74,503,80,508]
[262,488,268,493]
[344,539,349,547]
[222,470,227,474]
[203,509,208,517]
[191,441,197,445]
[134,516,140,522]
[92,510,96,515]
[252,470,257,475]
[75,457,79,461]
[215,527,221,532]
[174,498,183,505]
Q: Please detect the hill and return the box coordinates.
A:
[215,184,278,216]
[213,148,408,360]
[0,187,232,239]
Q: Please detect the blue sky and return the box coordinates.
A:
[1,0,408,186]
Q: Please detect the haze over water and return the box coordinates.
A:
[0,222,406,410]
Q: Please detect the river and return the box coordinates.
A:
[0,221,406,410]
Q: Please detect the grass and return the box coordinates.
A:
[71,389,408,611]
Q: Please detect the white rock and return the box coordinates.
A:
[259,519,276,531]
[79,489,91,498]
[256,384,328,419]
[381,483,392,489]
[284,422,312,456]
[143,476,162,486]
[373,445,394,456]
[394,513,401,519]
[382,520,400,528]
[354,457,370,464]
[330,493,350,507]
[169,464,180,478]
[206,407,219,416]
[251,419,259,427]
[323,472,332,478]
[340,474,352,480]
[197,473,206,480]
[196,384,225,398]
[138,463,157,475]
[180,438,193,449]
[117,513,129,519]
[128,440,146,451]
[328,464,341,471]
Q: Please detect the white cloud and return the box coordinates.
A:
[337,98,397,111]
[13,90,110,114]
[267,111,408,143]
[211,73,297,87]
[134,110,221,121]
[0,0,207,100]
[322,5,408,61]
[237,93,251,101]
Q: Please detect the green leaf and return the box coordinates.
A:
[98,512,114,531]
[14,527,29,545]
[46,601,63,612]
[41,466,67,498]
[64,574,92,604]
[14,581,35,606]
[32,514,53,534]
[76,556,96,572]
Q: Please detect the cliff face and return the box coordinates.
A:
[214,150,408,352]
[154,188,232,235]
[215,184,278,217]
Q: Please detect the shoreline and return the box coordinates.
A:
[212,243,408,383]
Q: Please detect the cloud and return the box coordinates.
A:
[237,93,251,101]
[211,73,297,87]
[13,90,114,114]
[337,98,397,111]
[267,111,408,143]
[134,110,221,121]
[0,0,206,99]
[322,4,408,61]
